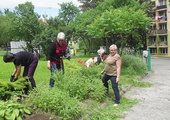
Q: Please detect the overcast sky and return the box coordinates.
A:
[0,0,81,18]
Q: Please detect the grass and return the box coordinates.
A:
[0,54,152,119]
[0,50,7,56]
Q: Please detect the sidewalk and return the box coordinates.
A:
[121,57,170,120]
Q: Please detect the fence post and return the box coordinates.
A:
[147,48,151,71]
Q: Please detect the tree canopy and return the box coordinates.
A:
[0,0,154,56]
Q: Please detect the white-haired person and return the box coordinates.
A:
[96,47,105,65]
[100,44,122,107]
[47,32,70,88]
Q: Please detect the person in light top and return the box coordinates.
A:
[100,44,122,107]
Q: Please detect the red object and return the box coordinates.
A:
[102,55,108,60]
[54,42,66,64]
[92,57,94,61]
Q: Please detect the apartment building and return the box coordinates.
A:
[148,0,170,57]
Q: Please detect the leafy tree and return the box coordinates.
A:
[13,2,41,52]
[58,2,80,46]
[33,18,60,57]
[87,6,152,55]
[58,2,80,26]
[72,0,144,54]
[78,0,104,12]
[0,11,16,49]
[0,15,8,46]
[77,0,152,53]
[71,9,101,54]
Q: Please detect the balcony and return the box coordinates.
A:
[151,19,157,22]
[149,30,157,36]
[157,29,167,34]
[156,5,167,10]
[148,42,156,46]
[158,41,168,46]
[156,15,167,22]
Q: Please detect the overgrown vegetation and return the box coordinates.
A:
[0,54,152,119]
[0,78,30,100]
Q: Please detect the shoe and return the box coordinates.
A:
[114,104,119,107]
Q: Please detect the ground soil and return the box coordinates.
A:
[24,110,59,120]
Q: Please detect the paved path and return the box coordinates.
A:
[121,57,170,120]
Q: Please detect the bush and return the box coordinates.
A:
[0,78,30,100]
[121,54,147,76]
[24,86,83,120]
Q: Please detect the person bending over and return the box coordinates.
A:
[3,51,39,89]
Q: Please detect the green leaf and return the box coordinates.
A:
[23,108,31,114]
[13,109,19,117]
[0,110,5,117]
[5,115,13,120]
[10,113,16,120]
[0,117,4,120]
[16,116,22,120]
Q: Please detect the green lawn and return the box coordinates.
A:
[0,55,89,85]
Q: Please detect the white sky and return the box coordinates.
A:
[0,0,81,18]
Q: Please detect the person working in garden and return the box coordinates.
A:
[100,44,122,107]
[47,32,70,88]
[96,47,105,65]
[3,51,39,89]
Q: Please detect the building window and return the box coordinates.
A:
[150,24,156,30]
[159,0,166,6]
[150,48,157,54]
[160,48,167,54]
[149,36,156,45]
[160,35,167,42]
[159,23,167,30]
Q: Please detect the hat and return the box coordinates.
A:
[3,53,15,62]
[57,32,65,40]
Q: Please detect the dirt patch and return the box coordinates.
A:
[24,111,59,120]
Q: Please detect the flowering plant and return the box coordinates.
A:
[77,59,86,66]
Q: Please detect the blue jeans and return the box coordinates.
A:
[102,73,120,104]
[49,63,64,87]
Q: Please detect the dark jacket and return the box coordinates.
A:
[14,51,35,66]
[47,40,67,64]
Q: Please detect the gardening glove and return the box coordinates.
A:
[10,77,18,82]
[60,50,66,55]
[65,53,71,61]
[66,55,71,61]
[10,75,15,82]
[13,77,18,82]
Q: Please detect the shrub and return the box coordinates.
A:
[121,54,147,76]
[0,78,30,100]
[24,86,83,120]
